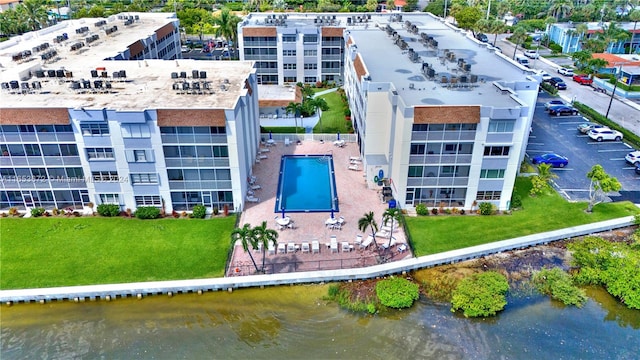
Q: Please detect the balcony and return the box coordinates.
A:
[164,157,230,168]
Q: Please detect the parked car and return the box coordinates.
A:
[548,105,578,116]
[588,128,623,142]
[577,123,608,134]
[635,163,640,175]
[476,33,489,43]
[625,150,640,165]
[536,70,552,82]
[523,50,539,59]
[557,67,574,76]
[549,77,567,90]
[532,153,569,168]
[572,74,593,85]
[544,99,565,110]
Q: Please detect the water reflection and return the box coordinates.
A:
[1,285,639,359]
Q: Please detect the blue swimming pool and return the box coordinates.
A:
[274,155,339,213]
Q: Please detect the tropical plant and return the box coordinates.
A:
[547,0,574,20]
[358,211,380,252]
[231,223,260,273]
[415,203,429,216]
[532,267,587,307]
[30,207,45,217]
[572,50,592,70]
[586,165,621,212]
[382,208,402,249]
[253,221,278,273]
[376,277,420,308]
[135,206,160,219]
[97,204,120,217]
[192,205,206,219]
[630,10,640,54]
[454,6,483,31]
[213,8,242,52]
[510,26,529,60]
[451,271,509,317]
[478,202,494,215]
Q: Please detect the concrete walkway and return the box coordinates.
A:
[1,215,635,304]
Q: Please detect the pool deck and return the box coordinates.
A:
[230,139,410,276]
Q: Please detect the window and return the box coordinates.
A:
[410,144,426,155]
[304,77,316,83]
[24,144,41,156]
[303,34,317,44]
[488,121,515,133]
[41,144,60,156]
[99,194,120,204]
[282,50,296,56]
[66,167,84,179]
[484,146,510,156]
[284,76,297,83]
[304,63,318,70]
[477,191,501,200]
[282,35,296,42]
[125,149,154,163]
[80,123,109,136]
[480,169,505,179]
[135,195,161,206]
[408,166,423,177]
[92,171,119,182]
[86,147,114,160]
[131,173,158,184]
[121,124,150,138]
[304,49,317,56]
[213,146,228,157]
[31,168,48,180]
[283,63,297,70]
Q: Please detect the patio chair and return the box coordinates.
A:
[284,138,290,146]
[312,240,320,254]
[360,235,374,250]
[258,154,268,160]
[348,164,359,171]
[330,236,338,253]
[349,156,362,162]
[375,229,391,238]
[250,184,262,190]
[338,216,345,225]
[301,242,310,253]
[355,234,363,246]
[287,242,296,253]
[277,243,286,254]
[341,242,351,252]
[268,241,276,255]
[246,195,260,203]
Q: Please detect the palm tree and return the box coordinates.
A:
[285,101,303,118]
[574,23,589,52]
[536,163,558,185]
[544,16,556,47]
[510,26,528,60]
[253,221,278,273]
[19,0,49,31]
[358,211,380,252]
[488,19,507,46]
[213,8,242,53]
[629,10,640,54]
[587,57,609,75]
[599,22,630,53]
[231,223,260,273]
[547,0,574,20]
[572,50,592,70]
[382,208,402,249]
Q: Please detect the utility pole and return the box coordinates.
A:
[444,0,448,19]
[486,0,491,20]
[605,65,622,119]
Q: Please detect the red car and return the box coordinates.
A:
[572,74,593,85]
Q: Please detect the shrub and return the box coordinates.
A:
[451,271,509,317]
[460,209,466,215]
[97,204,121,217]
[30,207,46,217]
[192,205,206,219]
[431,208,438,215]
[478,202,494,215]
[135,206,160,219]
[8,207,19,216]
[540,82,558,95]
[375,276,420,309]
[532,268,587,307]
[415,203,428,216]
[510,192,522,209]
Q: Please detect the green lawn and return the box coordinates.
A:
[314,91,351,134]
[261,126,305,134]
[0,216,237,290]
[406,178,639,256]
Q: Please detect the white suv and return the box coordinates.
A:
[588,128,623,142]
[557,67,574,76]
[524,50,539,59]
[625,150,640,165]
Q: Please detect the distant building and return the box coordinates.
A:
[0,0,21,13]
[547,22,640,54]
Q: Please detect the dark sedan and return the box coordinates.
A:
[532,153,569,168]
[549,77,567,90]
[548,105,578,116]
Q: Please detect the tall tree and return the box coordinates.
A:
[358,211,380,252]
[19,0,49,31]
[487,19,507,46]
[572,50,592,70]
[586,165,622,212]
[547,0,574,20]
[510,26,528,60]
[454,6,483,31]
[629,10,640,53]
[231,223,260,273]
[213,8,242,51]
[252,221,278,273]
[382,208,402,249]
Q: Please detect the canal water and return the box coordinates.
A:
[1,284,638,359]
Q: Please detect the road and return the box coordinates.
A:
[496,35,640,136]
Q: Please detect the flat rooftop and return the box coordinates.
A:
[349,13,537,107]
[0,13,256,111]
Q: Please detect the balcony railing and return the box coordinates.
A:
[164,157,230,168]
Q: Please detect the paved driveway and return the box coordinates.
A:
[528,93,640,202]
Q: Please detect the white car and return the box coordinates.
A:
[557,67,574,76]
[625,150,640,165]
[524,50,539,59]
[588,128,623,142]
[536,70,552,82]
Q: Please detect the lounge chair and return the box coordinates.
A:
[287,242,296,253]
[333,140,345,147]
[350,156,362,161]
[301,242,310,253]
[348,164,360,171]
[355,234,363,246]
[381,237,397,249]
[360,235,374,249]
[330,236,338,253]
[375,229,391,238]
[277,243,286,254]
[258,154,268,159]
[341,242,351,252]
[246,195,260,203]
[284,138,290,146]
[268,241,276,255]
[259,148,270,153]
[312,240,320,254]
[250,184,262,190]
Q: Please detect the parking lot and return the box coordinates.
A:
[527,93,640,203]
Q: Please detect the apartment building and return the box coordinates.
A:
[0,13,261,213]
[238,13,349,85]
[341,13,540,211]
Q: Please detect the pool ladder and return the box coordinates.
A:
[319,150,333,162]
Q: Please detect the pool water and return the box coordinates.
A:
[274,155,339,213]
